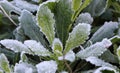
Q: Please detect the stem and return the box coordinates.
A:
[0,5,17,26]
[63,56,72,73]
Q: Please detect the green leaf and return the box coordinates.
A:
[72,0,82,12]
[72,0,92,22]
[0,53,11,73]
[64,23,91,54]
[37,5,55,45]
[24,40,51,56]
[52,38,63,56]
[90,21,118,43]
[19,10,49,49]
[76,39,111,59]
[53,0,73,46]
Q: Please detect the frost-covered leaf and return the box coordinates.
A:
[0,53,11,73]
[72,0,82,11]
[54,0,73,45]
[13,26,26,42]
[19,10,49,49]
[20,52,29,62]
[86,56,114,68]
[37,5,55,45]
[0,39,31,54]
[75,12,93,25]
[94,66,118,73]
[58,50,75,62]
[117,46,120,62]
[84,0,109,16]
[52,38,63,56]
[76,38,112,59]
[36,60,57,73]
[90,21,118,43]
[71,0,92,21]
[0,0,21,15]
[14,62,36,73]
[13,0,38,12]
[64,23,91,54]
[24,40,51,56]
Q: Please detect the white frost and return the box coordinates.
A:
[24,40,50,56]
[58,50,75,62]
[36,60,57,73]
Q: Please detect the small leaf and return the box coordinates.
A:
[64,23,91,54]
[0,53,11,73]
[76,38,112,59]
[58,50,75,62]
[86,56,114,68]
[52,38,63,56]
[90,21,118,43]
[75,12,93,25]
[37,5,55,45]
[24,40,51,56]
[0,39,31,54]
[36,60,57,73]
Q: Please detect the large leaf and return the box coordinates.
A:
[0,39,31,54]
[36,60,57,73]
[37,5,55,45]
[0,53,11,73]
[64,23,91,54]
[86,56,115,68]
[19,10,49,49]
[0,0,21,15]
[90,21,118,43]
[24,40,51,56]
[84,0,109,17]
[52,38,63,56]
[53,0,73,45]
[76,39,112,59]
[13,0,38,12]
